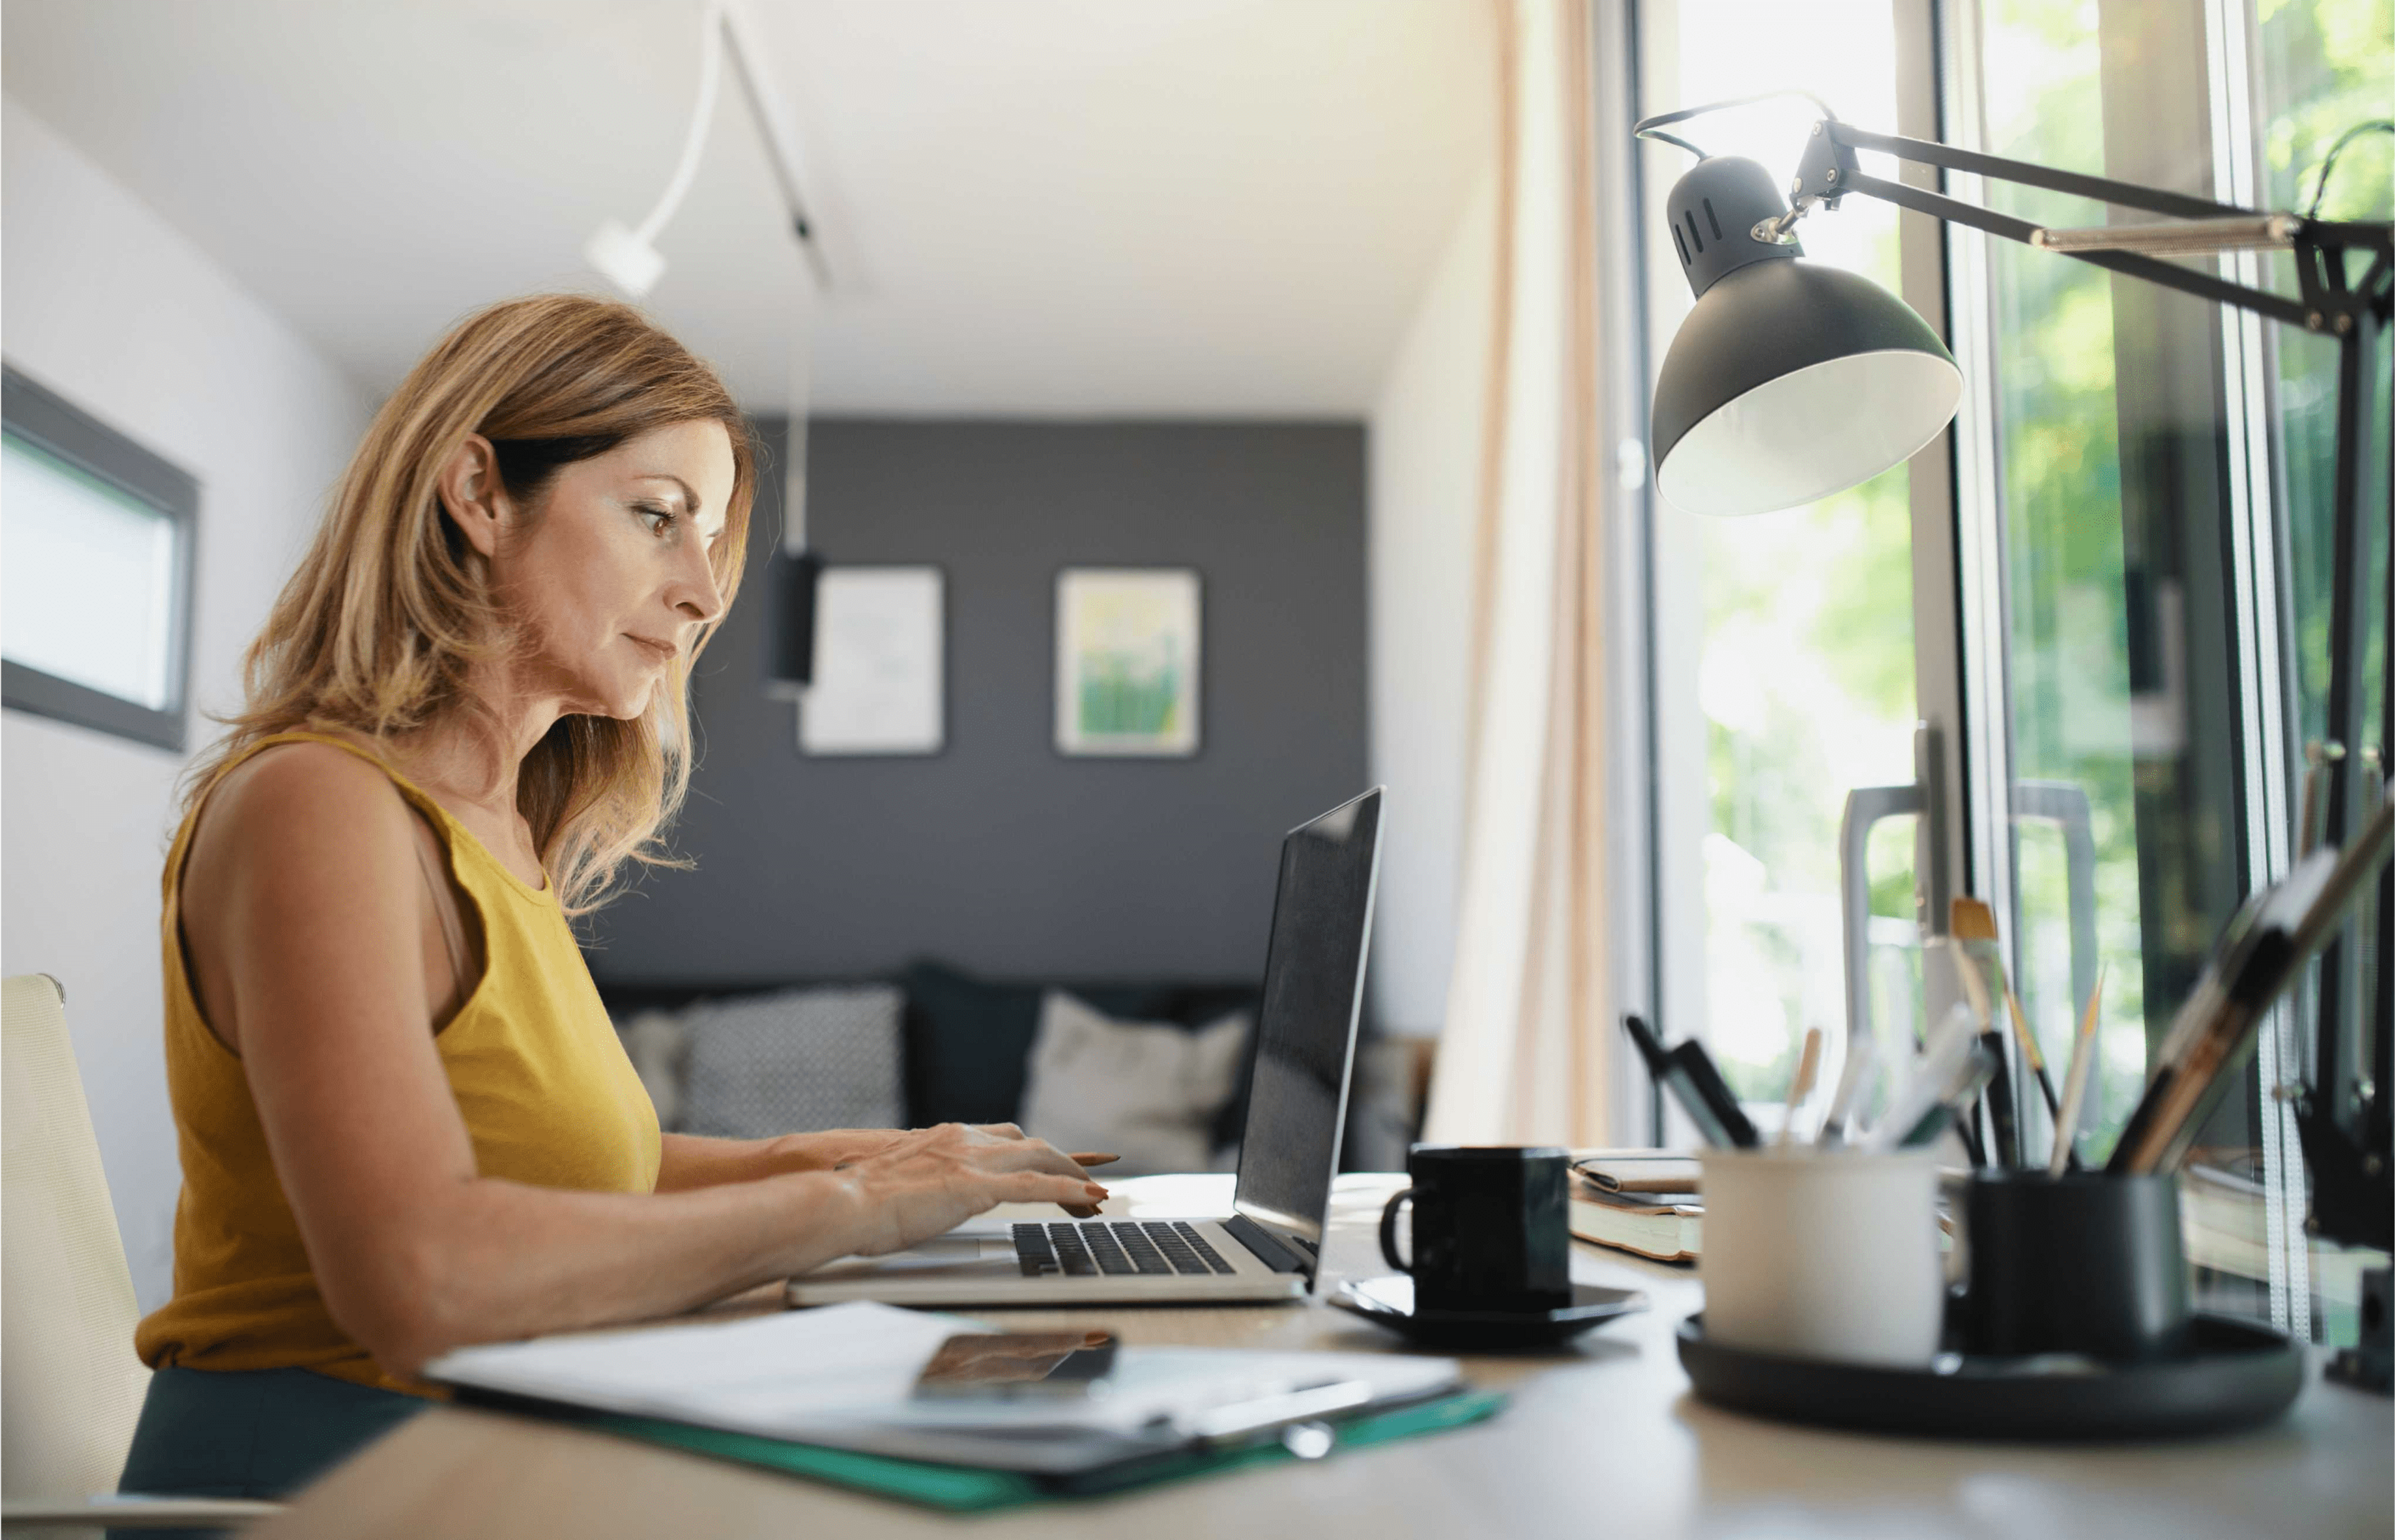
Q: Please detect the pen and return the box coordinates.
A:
[1865,1005,1979,1155]
[1623,1014,1728,1149]
[1671,1039,1761,1149]
[1817,1029,1879,1148]
[1622,1013,1672,1078]
[1894,1044,1999,1148]
[1621,1015,1759,1150]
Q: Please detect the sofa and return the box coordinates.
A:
[600,958,1415,1176]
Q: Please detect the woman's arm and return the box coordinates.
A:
[654,1130,904,1190]
[185,746,1105,1377]
[656,1125,1067,1191]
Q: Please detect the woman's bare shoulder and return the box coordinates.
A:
[188,740,420,893]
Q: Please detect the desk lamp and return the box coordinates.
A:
[1634,94,2393,1385]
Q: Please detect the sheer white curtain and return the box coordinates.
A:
[1423,0,1615,1148]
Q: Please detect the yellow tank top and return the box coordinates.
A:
[135,732,662,1393]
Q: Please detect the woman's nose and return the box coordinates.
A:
[671,544,726,626]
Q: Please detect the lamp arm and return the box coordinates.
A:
[1829,122,2255,225]
[1835,172,2315,329]
[1797,119,2392,327]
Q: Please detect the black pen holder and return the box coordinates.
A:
[1964,1170,2190,1361]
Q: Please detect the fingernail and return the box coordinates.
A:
[1085,1184,1108,1200]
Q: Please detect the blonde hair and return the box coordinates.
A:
[187,293,756,914]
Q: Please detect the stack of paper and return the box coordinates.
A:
[427,1303,1460,1472]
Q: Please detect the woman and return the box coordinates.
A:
[119,295,1106,1501]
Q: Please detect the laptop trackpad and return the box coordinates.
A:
[806,1237,1015,1277]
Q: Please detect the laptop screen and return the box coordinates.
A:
[1231,788,1383,1246]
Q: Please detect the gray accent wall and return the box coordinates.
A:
[582,418,1368,987]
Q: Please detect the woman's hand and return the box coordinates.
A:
[838,1123,1110,1256]
[803,1123,1037,1172]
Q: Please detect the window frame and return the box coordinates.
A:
[1,365,201,753]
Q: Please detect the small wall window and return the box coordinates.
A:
[2,366,198,751]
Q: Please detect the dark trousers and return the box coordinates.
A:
[115,1364,427,1535]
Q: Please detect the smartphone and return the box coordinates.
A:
[911,1331,1120,1400]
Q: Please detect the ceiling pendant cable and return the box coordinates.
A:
[584,2,726,299]
[584,0,831,300]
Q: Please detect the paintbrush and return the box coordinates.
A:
[1954,896,2069,1125]
[1777,1027,1823,1147]
[1948,899,2021,1166]
[1952,897,2066,1130]
[2047,964,2105,1176]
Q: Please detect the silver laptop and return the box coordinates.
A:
[786,788,1384,1308]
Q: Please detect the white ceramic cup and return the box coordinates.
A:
[1699,1148,1945,1367]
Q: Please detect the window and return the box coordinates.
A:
[1627,0,2389,1348]
[2,367,198,751]
[1638,0,1923,1124]
[1950,0,2391,1345]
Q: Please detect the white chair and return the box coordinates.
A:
[1,973,279,1533]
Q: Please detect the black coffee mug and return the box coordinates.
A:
[1965,1169,2190,1360]
[1378,1145,1571,1314]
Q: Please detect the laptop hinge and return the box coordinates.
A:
[1221,1214,1310,1276]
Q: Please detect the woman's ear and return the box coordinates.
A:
[436,433,508,561]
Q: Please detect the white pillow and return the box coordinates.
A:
[616,1009,687,1131]
[1018,991,1247,1177]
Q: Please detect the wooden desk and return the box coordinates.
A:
[258,1174,2391,1539]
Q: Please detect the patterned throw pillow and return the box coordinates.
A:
[680,985,904,1138]
[1018,990,1249,1176]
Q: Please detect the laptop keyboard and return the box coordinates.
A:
[1012,1220,1236,1278]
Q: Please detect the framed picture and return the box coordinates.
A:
[1055,568,1201,757]
[798,566,944,756]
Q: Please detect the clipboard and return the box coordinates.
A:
[458,1385,1507,1512]
[428,1301,1501,1511]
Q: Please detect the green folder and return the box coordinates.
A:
[567,1390,1507,1513]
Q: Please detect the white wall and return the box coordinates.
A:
[1364,172,1495,1039]
[2,97,370,1310]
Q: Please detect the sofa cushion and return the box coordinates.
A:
[899,960,1262,1132]
[680,984,904,1138]
[899,961,1046,1128]
[1018,990,1249,1176]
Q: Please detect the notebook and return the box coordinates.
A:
[1568,1186,1701,1264]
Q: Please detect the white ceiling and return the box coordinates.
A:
[2,0,1494,417]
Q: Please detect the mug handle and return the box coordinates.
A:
[1378,1187,1416,1274]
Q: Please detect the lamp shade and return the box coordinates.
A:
[1649,157,1962,516]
